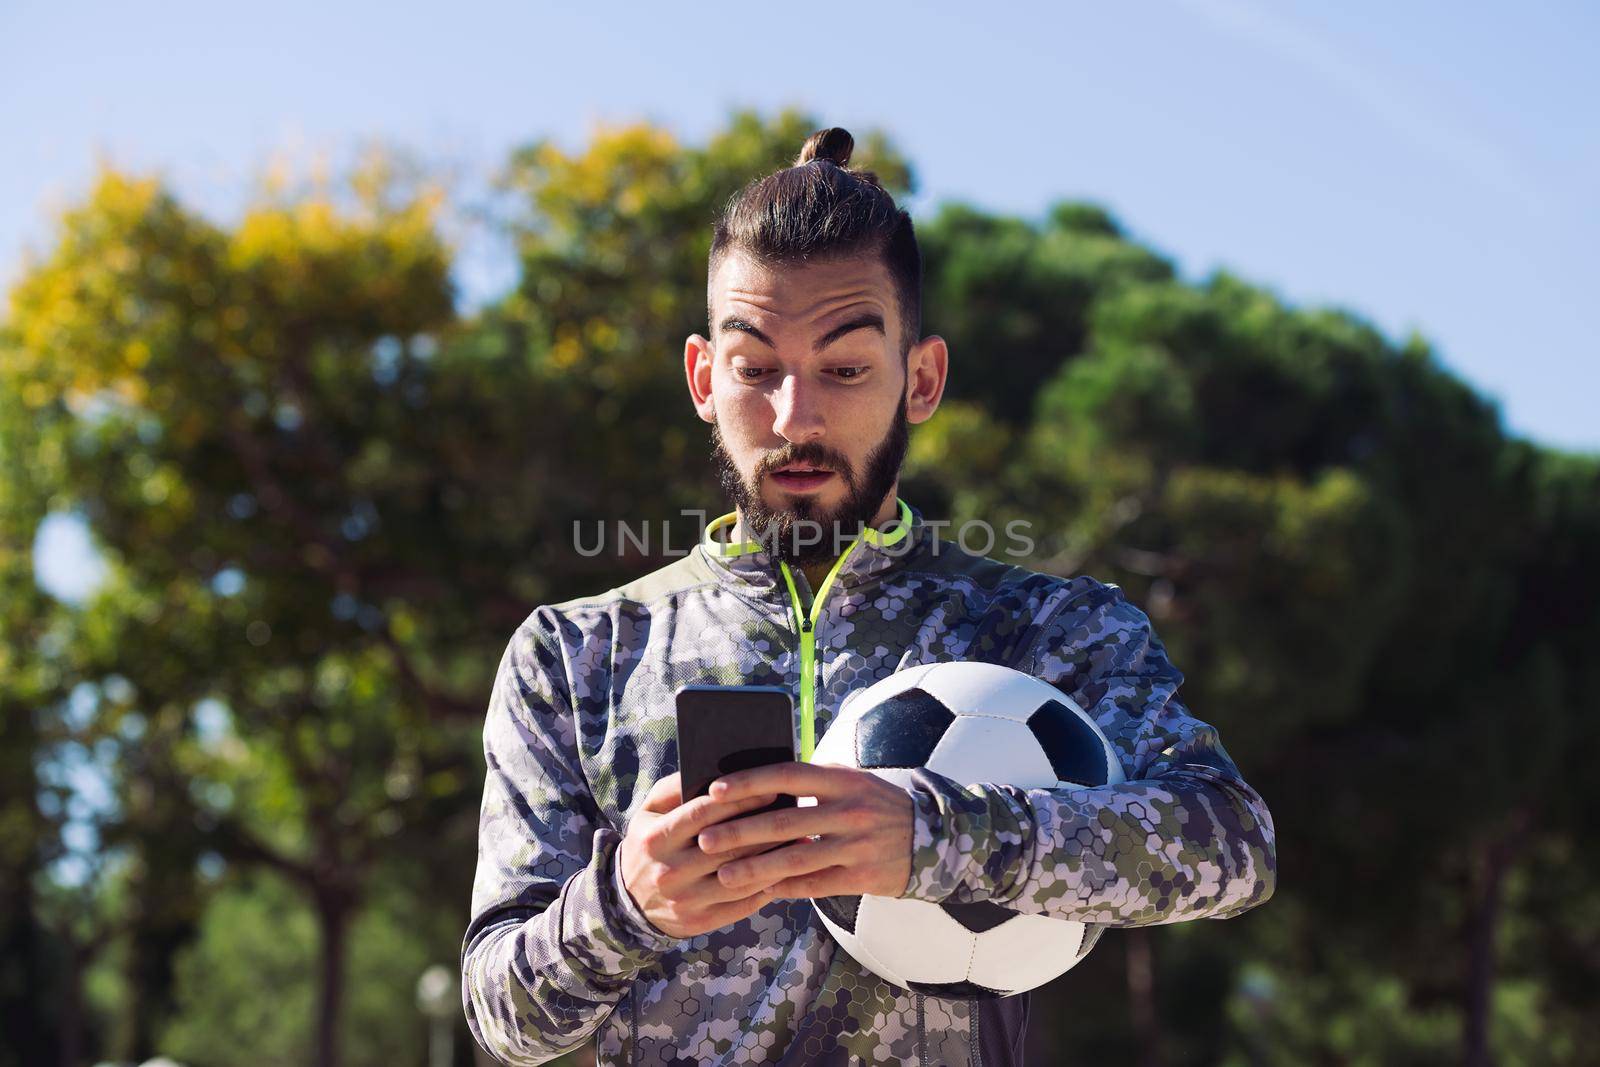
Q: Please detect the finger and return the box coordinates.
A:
[703,840,780,865]
[655,834,783,885]
[641,772,684,814]
[689,884,780,931]
[710,762,860,804]
[717,835,850,890]
[696,802,847,854]
[764,865,859,900]
[655,789,780,848]
[677,863,786,905]
[726,840,782,861]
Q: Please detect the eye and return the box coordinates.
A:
[832,366,868,381]
[733,366,770,381]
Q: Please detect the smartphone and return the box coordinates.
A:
[674,684,799,819]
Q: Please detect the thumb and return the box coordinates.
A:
[642,772,684,813]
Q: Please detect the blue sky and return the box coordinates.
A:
[7,0,1599,605]
[5,0,1595,888]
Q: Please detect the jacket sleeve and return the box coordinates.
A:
[461,609,681,1066]
[899,581,1277,926]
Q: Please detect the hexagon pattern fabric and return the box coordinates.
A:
[462,501,1277,1065]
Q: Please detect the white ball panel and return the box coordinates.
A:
[966,912,1086,992]
[924,716,1057,791]
[809,710,858,768]
[819,913,909,989]
[813,661,941,770]
[1100,732,1127,785]
[846,661,941,711]
[811,661,1125,994]
[920,661,1061,722]
[856,896,973,984]
[860,767,920,793]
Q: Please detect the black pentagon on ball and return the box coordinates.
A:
[855,689,955,769]
[813,893,861,934]
[1027,699,1111,785]
[941,900,1016,934]
[907,978,1010,999]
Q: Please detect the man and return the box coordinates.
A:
[461,127,1276,1066]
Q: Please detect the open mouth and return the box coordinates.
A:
[770,465,836,492]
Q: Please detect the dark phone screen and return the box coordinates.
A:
[675,685,799,817]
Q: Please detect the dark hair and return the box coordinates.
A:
[707,127,921,357]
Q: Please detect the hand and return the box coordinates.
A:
[697,762,913,901]
[617,772,788,940]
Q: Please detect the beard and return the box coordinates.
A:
[710,383,910,568]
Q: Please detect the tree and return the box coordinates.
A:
[0,325,77,1066]
[3,159,473,1067]
[6,109,1595,1065]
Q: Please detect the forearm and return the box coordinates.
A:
[462,828,680,1065]
[901,767,1277,926]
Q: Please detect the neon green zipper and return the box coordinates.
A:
[697,498,915,763]
[777,544,863,762]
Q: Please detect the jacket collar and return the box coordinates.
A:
[698,496,927,598]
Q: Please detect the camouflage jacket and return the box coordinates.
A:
[461,499,1276,1066]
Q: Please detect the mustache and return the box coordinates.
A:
[758,447,853,477]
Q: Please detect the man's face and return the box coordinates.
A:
[686,251,945,566]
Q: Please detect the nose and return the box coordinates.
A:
[770,371,825,444]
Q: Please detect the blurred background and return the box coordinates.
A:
[2,2,1596,1065]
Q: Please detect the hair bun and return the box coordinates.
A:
[796,127,854,169]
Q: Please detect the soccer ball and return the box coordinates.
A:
[809,660,1125,997]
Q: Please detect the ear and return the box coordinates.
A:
[685,334,716,423]
[904,335,948,425]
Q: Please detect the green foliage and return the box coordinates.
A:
[3,108,1596,1066]
[920,199,1173,425]
[160,870,435,1067]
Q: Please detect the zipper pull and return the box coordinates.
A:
[801,618,812,634]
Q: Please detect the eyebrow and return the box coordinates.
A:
[718,311,886,354]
